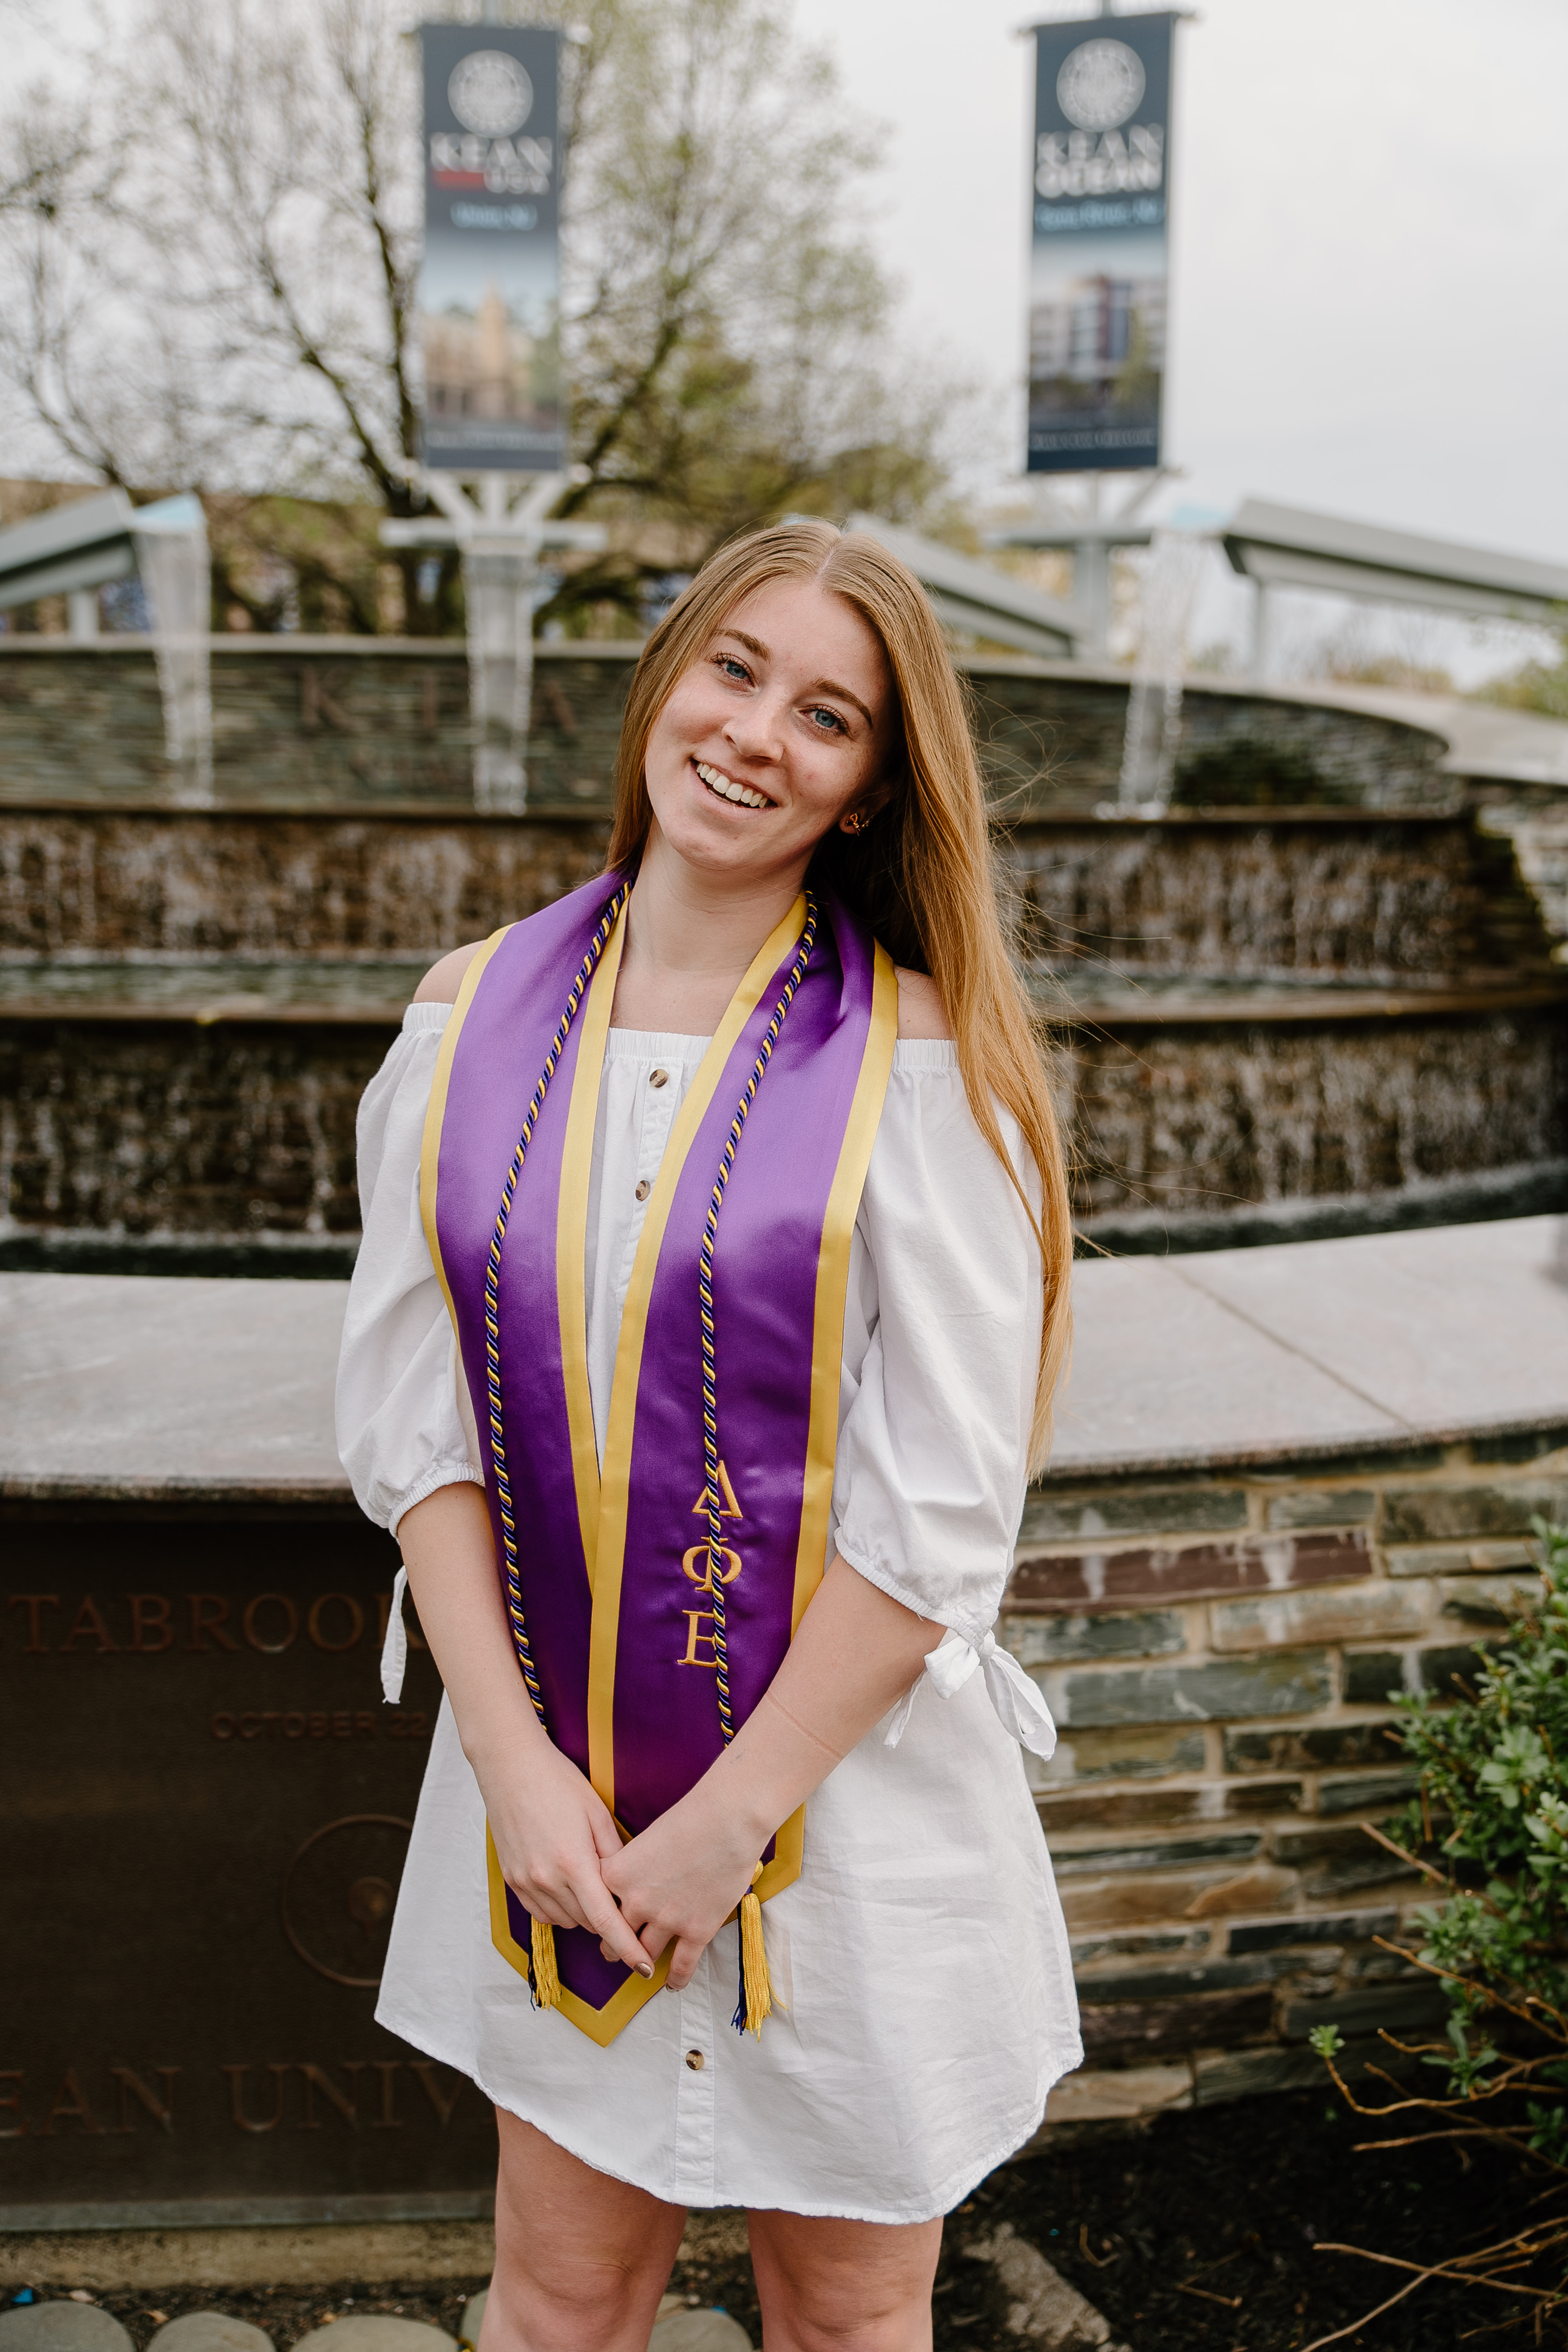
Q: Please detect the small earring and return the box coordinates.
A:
[840,808,870,835]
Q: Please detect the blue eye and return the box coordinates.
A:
[808,707,846,734]
[717,655,749,681]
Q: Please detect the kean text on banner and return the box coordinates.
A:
[1027,15,1176,475]
[417,26,564,474]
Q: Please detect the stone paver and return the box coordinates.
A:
[147,2323,272,2352]
[6,1214,1565,1504]
[454,2288,748,2352]
[1053,1257,1405,1475]
[0,2309,134,2352]
[648,2313,751,2352]
[964,2223,1125,2349]
[1175,1215,1568,1439]
[290,2323,454,2352]
[0,1272,348,1501]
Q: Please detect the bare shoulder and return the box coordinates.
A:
[894,966,953,1042]
[414,939,487,1005]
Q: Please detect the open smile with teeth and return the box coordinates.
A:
[695,758,774,811]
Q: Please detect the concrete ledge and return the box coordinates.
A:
[0,2220,494,2288]
[2,1219,1564,1503]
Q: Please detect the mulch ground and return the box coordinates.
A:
[968,2086,1562,2350]
[30,2088,1567,2352]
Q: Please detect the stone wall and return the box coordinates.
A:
[3,806,1546,974]
[6,997,1560,1248]
[1,804,1562,1250]
[0,639,1453,813]
[0,810,612,959]
[1009,1422,1568,2118]
[4,1217,1562,2173]
[1012,814,1554,984]
[1062,1008,1568,1219]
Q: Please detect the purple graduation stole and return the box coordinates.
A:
[420,872,897,2045]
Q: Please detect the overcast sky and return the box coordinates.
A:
[789,0,1568,568]
[11,0,1566,670]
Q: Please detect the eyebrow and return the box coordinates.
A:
[717,628,877,731]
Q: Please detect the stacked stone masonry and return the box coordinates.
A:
[1,803,1562,1249]
[0,640,1453,814]
[2,640,1563,1253]
[1007,1425,1568,2114]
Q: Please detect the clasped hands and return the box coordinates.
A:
[479,1727,771,1992]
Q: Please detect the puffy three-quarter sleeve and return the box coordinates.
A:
[335,1005,485,1534]
[831,1042,1043,1649]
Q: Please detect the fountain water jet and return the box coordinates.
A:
[1117,531,1209,811]
[131,495,214,808]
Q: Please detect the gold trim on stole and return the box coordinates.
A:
[418,924,512,1330]
[752,934,898,1904]
[555,905,627,1590]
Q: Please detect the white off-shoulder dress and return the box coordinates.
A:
[336,1003,1082,2225]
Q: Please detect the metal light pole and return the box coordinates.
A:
[985,468,1176,661]
[382,473,605,813]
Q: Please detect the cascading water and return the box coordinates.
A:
[1117,531,1210,811]
[131,494,214,808]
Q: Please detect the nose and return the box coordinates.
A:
[722,684,788,766]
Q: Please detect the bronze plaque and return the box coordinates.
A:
[0,1505,497,2221]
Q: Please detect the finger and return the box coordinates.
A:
[599,1930,656,1967]
[579,1882,656,1978]
[496,1870,577,1931]
[589,1806,626,1863]
[664,1933,709,1992]
[499,1857,604,1938]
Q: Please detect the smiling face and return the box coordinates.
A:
[641,574,897,893]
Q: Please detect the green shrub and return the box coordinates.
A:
[1308,1521,1568,2336]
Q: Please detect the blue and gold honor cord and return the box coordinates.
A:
[485,880,630,2007]
[698,892,818,2032]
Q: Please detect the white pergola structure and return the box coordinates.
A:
[1222,499,1568,682]
[844,513,1083,660]
[0,488,214,802]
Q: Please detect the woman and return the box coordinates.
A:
[336,519,1081,2352]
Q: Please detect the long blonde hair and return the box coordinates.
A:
[607,518,1072,1465]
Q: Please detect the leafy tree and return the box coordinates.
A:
[1477,613,1568,720]
[0,0,972,635]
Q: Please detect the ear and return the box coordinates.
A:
[838,774,896,835]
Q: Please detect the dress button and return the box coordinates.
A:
[650,1067,670,1088]
[685,2048,705,2071]
[635,1178,651,1202]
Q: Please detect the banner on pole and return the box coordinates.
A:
[1026,13,1175,475]
[417,26,563,473]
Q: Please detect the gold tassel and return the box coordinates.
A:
[530,1916,562,2011]
[738,1863,773,2037]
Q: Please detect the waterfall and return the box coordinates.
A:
[1118,531,1209,811]
[132,494,214,808]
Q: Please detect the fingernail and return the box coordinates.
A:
[638,1960,654,1979]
